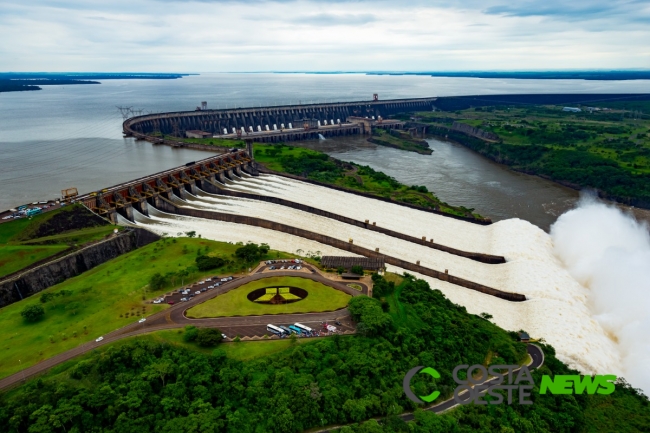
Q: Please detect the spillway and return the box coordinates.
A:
[127,174,621,376]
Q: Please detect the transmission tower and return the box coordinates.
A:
[116,106,133,120]
[172,120,181,138]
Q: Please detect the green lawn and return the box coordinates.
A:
[186,276,351,318]
[0,245,69,277]
[0,237,285,379]
[0,206,117,278]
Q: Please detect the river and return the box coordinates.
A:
[2,73,649,228]
[296,135,650,231]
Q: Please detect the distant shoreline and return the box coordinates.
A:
[0,73,195,93]
[266,71,650,81]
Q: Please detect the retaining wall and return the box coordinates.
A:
[203,180,505,264]
[155,198,525,302]
[0,228,160,308]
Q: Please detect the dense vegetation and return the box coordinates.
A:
[253,143,485,220]
[4,273,647,432]
[414,103,650,207]
[0,205,115,278]
[368,129,432,155]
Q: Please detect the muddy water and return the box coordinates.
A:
[296,136,650,231]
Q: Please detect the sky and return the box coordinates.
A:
[1,0,649,72]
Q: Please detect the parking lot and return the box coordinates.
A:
[150,275,237,305]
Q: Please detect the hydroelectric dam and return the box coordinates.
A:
[122,96,436,144]
[73,95,529,303]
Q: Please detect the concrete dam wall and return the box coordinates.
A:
[153,197,525,302]
[201,178,505,264]
[0,228,159,309]
[123,97,436,138]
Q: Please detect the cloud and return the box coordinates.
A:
[0,0,649,71]
[288,13,377,26]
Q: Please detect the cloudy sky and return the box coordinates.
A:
[1,0,649,72]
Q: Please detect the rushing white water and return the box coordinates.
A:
[551,196,650,393]
[128,175,623,377]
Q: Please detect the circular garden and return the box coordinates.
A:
[185,276,351,318]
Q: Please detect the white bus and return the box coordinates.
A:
[266,324,285,336]
[293,323,312,334]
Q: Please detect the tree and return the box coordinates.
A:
[195,255,225,271]
[336,266,345,275]
[235,243,266,262]
[185,231,197,238]
[40,293,55,303]
[351,265,364,275]
[196,328,224,347]
[149,272,167,290]
[21,304,45,322]
[184,326,198,342]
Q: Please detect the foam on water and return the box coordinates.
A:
[130,176,623,378]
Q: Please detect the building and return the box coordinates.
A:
[185,130,212,139]
[562,107,582,113]
[519,332,530,343]
[321,256,385,272]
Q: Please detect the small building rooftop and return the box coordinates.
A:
[321,256,385,271]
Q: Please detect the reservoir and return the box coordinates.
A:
[2,73,649,229]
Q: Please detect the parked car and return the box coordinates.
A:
[168,301,175,305]
[138,318,146,323]
[181,297,188,302]
[96,336,104,342]
[206,278,212,282]
[222,333,228,339]
[195,291,201,295]
[201,288,207,292]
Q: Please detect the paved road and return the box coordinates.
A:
[0,268,365,391]
[316,344,545,432]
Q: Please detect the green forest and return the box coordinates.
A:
[1,274,647,432]
[413,103,650,208]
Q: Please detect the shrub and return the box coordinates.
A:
[184,326,198,342]
[20,305,45,322]
[195,255,226,271]
[196,328,224,347]
[350,265,364,275]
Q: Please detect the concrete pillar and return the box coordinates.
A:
[133,200,149,216]
[117,204,135,222]
[172,186,186,200]
[107,210,118,224]
[185,181,198,195]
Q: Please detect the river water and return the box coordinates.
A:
[1,73,649,228]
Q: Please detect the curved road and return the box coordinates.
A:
[317,344,544,432]
[0,268,364,391]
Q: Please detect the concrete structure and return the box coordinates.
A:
[79,143,257,224]
[123,97,435,143]
[185,130,212,139]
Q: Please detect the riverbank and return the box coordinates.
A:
[253,143,486,221]
[412,103,650,209]
[367,128,431,154]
